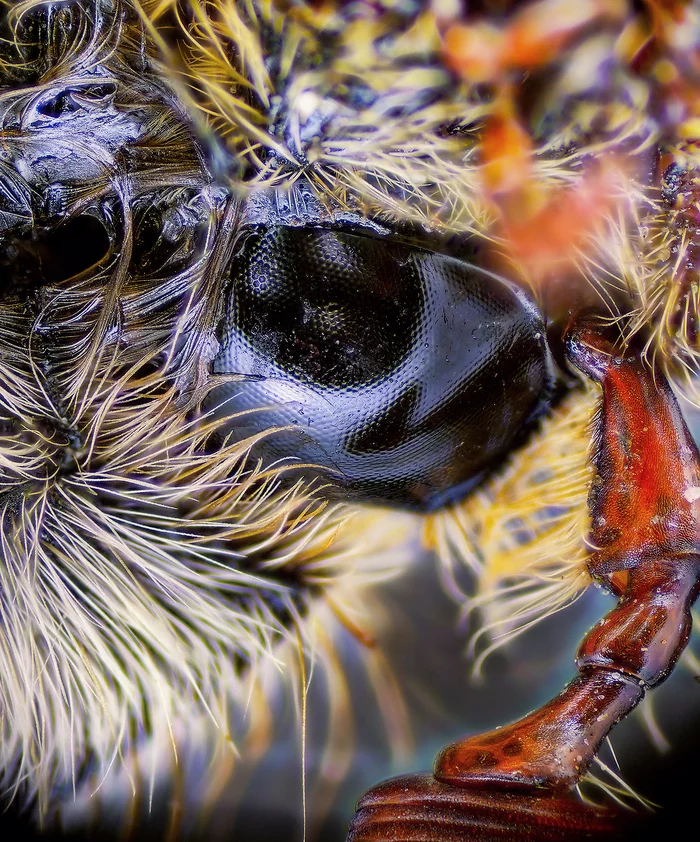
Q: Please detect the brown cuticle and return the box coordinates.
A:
[351,313,700,840]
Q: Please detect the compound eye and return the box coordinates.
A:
[210,226,553,510]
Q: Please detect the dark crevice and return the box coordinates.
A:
[0,214,111,297]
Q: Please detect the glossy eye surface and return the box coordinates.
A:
[210,225,553,510]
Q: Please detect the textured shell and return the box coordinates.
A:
[0,0,699,837]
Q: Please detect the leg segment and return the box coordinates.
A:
[437,314,700,789]
[348,774,626,841]
[349,314,700,839]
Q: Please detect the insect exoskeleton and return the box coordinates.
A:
[3,0,700,840]
[208,191,554,510]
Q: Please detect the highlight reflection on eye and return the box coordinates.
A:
[210,225,553,510]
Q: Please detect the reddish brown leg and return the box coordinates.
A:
[348,313,700,841]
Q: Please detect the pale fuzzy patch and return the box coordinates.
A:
[51,508,419,837]
[424,386,598,674]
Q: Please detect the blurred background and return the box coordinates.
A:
[3,539,699,842]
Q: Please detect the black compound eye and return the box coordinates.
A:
[232,228,421,388]
[210,225,554,511]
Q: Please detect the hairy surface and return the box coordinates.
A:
[1,0,700,832]
[0,0,407,811]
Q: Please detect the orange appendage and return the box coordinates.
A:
[430,314,700,793]
[348,773,628,842]
[435,671,641,790]
[350,315,700,836]
[567,317,700,571]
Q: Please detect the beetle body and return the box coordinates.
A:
[2,1,700,841]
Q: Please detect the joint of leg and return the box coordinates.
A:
[434,670,643,792]
[577,563,698,687]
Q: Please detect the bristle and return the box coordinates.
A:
[0,275,412,809]
[134,0,499,232]
[425,386,598,672]
[4,0,700,829]
[0,0,420,811]
[132,0,661,245]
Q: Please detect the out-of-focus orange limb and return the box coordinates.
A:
[478,90,533,200]
[496,161,628,282]
[477,91,630,291]
[441,0,633,288]
[442,0,626,84]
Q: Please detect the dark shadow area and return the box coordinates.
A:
[0,214,111,296]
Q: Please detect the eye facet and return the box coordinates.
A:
[211,225,554,510]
